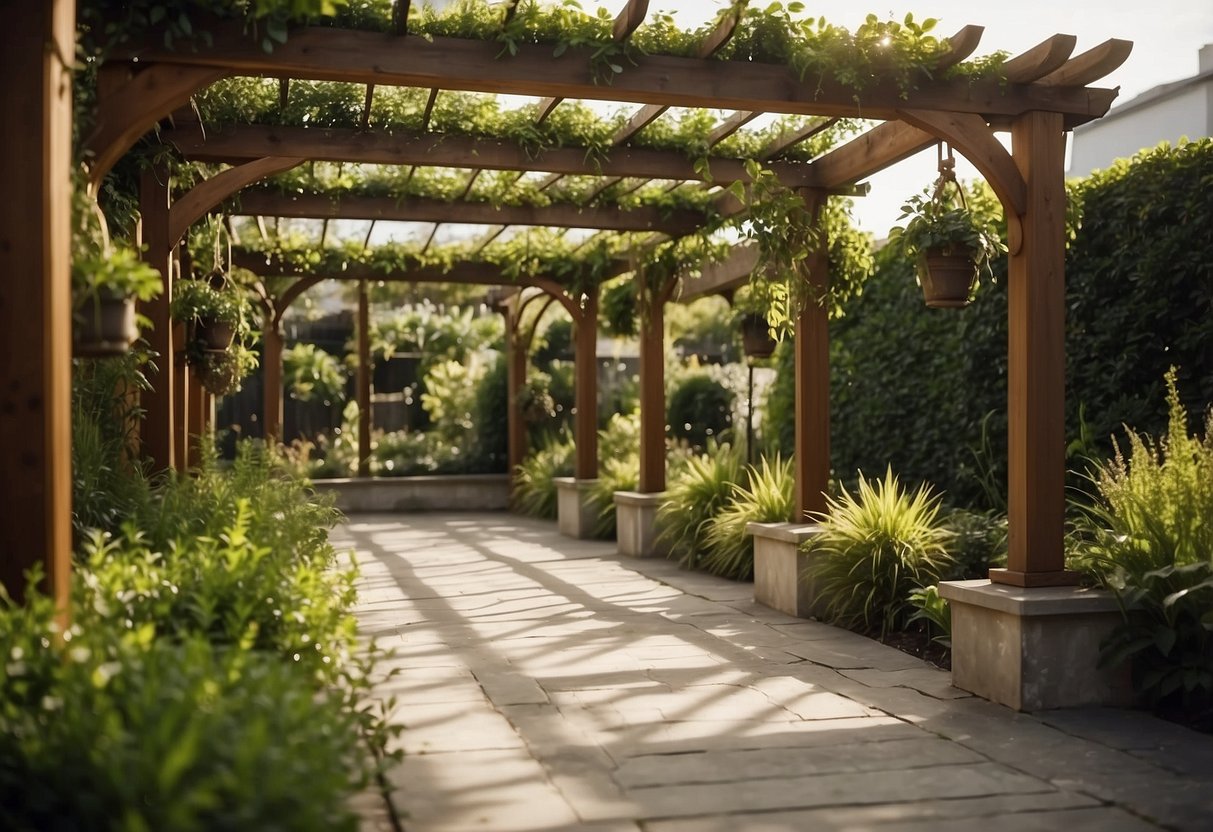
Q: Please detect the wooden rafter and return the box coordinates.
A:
[231,190,708,234]
[168,156,304,246]
[361,84,375,128]
[1001,34,1078,83]
[1038,38,1133,87]
[161,124,818,186]
[533,0,650,124]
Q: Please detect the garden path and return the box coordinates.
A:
[337,513,1213,832]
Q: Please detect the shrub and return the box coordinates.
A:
[656,443,743,570]
[805,467,954,637]
[583,413,641,539]
[668,373,734,451]
[513,431,574,519]
[0,593,372,832]
[701,455,795,581]
[1076,369,1213,716]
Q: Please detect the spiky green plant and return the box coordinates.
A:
[701,454,795,581]
[513,431,574,519]
[805,467,953,637]
[656,443,743,569]
[585,455,639,540]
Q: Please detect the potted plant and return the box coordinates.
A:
[194,343,260,397]
[889,180,1004,309]
[171,277,251,351]
[738,311,777,360]
[72,246,163,357]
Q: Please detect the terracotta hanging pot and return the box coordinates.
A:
[195,317,235,351]
[919,247,979,308]
[740,313,777,359]
[73,292,137,357]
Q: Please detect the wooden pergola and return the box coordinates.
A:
[3,0,1133,609]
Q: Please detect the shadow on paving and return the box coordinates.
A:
[335,512,1212,832]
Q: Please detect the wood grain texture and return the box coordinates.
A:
[139,166,176,472]
[638,296,665,493]
[356,282,372,478]
[573,290,599,480]
[793,191,830,521]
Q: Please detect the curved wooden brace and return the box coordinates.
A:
[520,293,558,353]
[1001,34,1078,84]
[85,64,227,188]
[935,25,985,72]
[896,109,1027,254]
[531,278,581,320]
[273,275,325,327]
[1038,39,1133,88]
[168,156,304,248]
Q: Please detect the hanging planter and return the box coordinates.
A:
[740,312,777,359]
[194,317,236,351]
[70,190,162,358]
[889,144,1005,309]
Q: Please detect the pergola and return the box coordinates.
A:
[4,0,1130,641]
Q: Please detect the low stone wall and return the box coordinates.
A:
[314,474,511,513]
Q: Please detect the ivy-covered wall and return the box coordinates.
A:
[765,139,1213,510]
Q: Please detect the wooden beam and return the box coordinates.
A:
[361,83,375,129]
[677,244,759,300]
[995,110,1072,587]
[573,289,599,480]
[638,289,665,492]
[394,0,410,35]
[169,156,305,247]
[794,191,830,521]
[139,165,176,472]
[1001,34,1078,83]
[125,29,1120,123]
[0,1,73,607]
[356,281,371,477]
[263,318,284,441]
[85,64,225,187]
[162,124,816,186]
[274,276,325,325]
[1037,39,1133,88]
[421,87,439,130]
[759,117,836,159]
[230,189,709,234]
[808,120,935,189]
[232,250,632,293]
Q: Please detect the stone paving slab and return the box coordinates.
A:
[337,512,1213,831]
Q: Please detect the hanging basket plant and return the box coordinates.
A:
[739,312,777,360]
[889,146,1005,309]
[70,181,162,357]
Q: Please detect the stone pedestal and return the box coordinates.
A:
[940,579,1134,712]
[748,522,824,618]
[613,491,666,557]
[555,477,599,539]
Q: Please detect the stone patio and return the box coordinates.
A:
[335,513,1213,832]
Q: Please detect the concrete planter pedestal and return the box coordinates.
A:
[555,477,599,539]
[940,579,1134,712]
[613,491,666,557]
[747,522,824,618]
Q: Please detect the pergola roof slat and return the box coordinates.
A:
[1037,38,1133,87]
[1001,33,1079,83]
[232,190,707,235]
[934,25,985,72]
[162,124,818,186]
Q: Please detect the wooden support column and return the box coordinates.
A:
[356,281,372,477]
[186,374,205,467]
[793,190,830,521]
[995,110,1072,587]
[0,1,73,605]
[638,289,665,493]
[262,317,285,443]
[573,289,599,480]
[139,165,175,471]
[173,316,189,469]
[505,301,528,476]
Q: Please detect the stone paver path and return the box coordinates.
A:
[336,513,1213,832]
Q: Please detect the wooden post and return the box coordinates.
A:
[186,373,205,467]
[0,1,74,605]
[505,300,528,476]
[638,289,665,493]
[793,190,830,521]
[573,289,599,480]
[356,281,372,477]
[262,317,285,443]
[173,314,189,469]
[139,165,175,471]
[996,110,1071,587]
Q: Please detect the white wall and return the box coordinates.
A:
[1069,83,1210,175]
